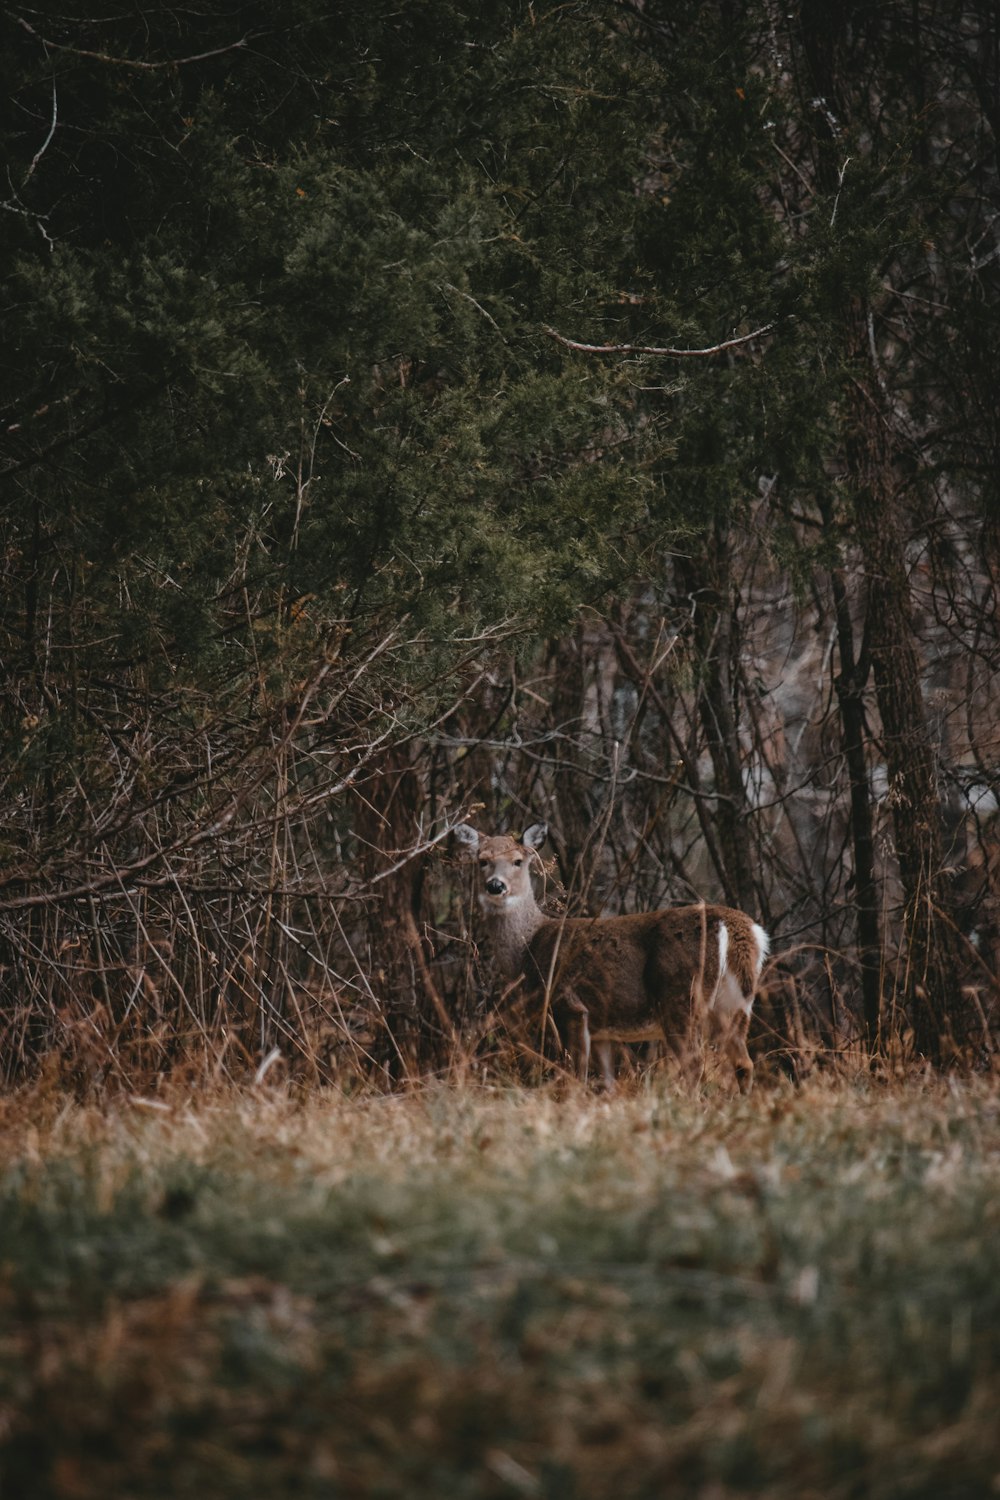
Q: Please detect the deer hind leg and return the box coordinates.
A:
[723,1007,754,1095]
[714,917,767,1094]
[710,970,755,1094]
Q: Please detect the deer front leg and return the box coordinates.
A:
[562,993,592,1084]
[592,1039,616,1093]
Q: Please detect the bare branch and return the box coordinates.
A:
[24,75,57,184]
[12,13,252,70]
[543,322,776,358]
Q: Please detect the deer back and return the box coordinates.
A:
[523,905,739,1036]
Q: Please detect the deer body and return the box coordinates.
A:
[457,823,769,1092]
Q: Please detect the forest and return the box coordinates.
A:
[2,0,999,1083]
[4,6,1000,1497]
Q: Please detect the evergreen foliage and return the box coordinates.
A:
[2,2,660,713]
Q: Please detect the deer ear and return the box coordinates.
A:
[522,822,548,849]
[454,824,480,856]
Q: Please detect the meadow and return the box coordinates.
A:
[2,1071,999,1498]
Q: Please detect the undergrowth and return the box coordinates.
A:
[1,1073,999,1498]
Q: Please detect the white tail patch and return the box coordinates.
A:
[711,918,770,1019]
[752,922,771,979]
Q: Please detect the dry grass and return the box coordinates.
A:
[2,1071,1000,1497]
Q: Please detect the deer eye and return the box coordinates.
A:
[513,859,523,867]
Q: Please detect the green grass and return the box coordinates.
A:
[2,1075,1000,1497]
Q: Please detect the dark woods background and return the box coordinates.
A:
[2,1,999,1089]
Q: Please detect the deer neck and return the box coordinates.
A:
[481,891,546,979]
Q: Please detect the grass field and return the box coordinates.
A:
[2,1072,999,1498]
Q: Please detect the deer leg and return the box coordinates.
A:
[563,994,592,1083]
[573,1011,592,1084]
[708,963,755,1095]
[718,1008,754,1095]
[732,1015,754,1095]
[592,1039,616,1093]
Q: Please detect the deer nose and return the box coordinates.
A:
[485,878,507,897]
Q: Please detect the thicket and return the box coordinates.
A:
[2,0,999,1089]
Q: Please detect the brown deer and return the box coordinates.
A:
[456,822,769,1092]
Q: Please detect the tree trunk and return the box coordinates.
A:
[845,304,967,1060]
[675,524,758,915]
[819,496,883,1051]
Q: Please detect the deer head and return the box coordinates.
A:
[455,822,547,908]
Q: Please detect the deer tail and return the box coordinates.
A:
[722,916,770,1002]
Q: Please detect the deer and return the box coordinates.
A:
[456,821,769,1093]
